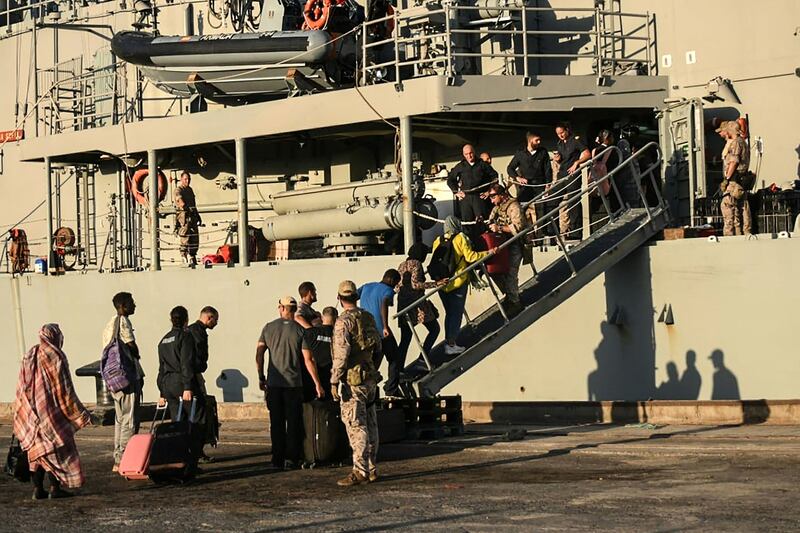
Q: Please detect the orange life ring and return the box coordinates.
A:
[302,0,331,30]
[130,168,168,206]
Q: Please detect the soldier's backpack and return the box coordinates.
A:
[351,310,380,356]
[428,235,457,281]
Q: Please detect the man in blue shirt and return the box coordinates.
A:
[358,269,402,397]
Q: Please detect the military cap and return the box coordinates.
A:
[714,120,730,133]
[338,280,359,298]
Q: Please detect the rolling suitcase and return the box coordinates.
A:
[149,398,196,482]
[118,404,168,480]
[302,399,351,468]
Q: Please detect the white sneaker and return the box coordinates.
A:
[444,344,466,355]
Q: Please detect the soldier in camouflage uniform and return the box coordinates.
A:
[486,184,529,316]
[717,121,751,236]
[174,171,202,266]
[331,280,382,486]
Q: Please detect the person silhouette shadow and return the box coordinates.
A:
[709,350,740,400]
[656,362,681,399]
[678,350,702,400]
[215,369,250,402]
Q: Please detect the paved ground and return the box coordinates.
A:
[1,420,799,532]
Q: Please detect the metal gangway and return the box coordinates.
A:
[394,142,669,397]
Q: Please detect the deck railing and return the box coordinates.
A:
[361,2,655,86]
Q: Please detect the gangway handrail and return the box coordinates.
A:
[392,142,664,369]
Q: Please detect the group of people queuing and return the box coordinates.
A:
[12,292,219,499]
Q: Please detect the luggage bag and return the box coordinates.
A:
[479,232,510,274]
[149,398,196,482]
[4,434,30,482]
[204,395,220,447]
[302,400,351,467]
[118,404,168,480]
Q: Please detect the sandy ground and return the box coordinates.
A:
[1,421,799,532]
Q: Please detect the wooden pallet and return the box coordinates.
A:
[381,395,464,440]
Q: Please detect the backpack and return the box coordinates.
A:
[351,310,380,356]
[101,317,138,393]
[428,235,457,281]
[590,147,612,196]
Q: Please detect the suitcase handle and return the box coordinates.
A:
[175,397,198,424]
[150,403,169,433]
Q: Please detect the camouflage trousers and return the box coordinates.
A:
[489,243,523,304]
[340,381,379,477]
[558,194,580,237]
[721,183,751,236]
[176,211,199,257]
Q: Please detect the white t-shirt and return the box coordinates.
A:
[103,315,135,347]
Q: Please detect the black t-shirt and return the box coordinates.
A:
[506,147,553,202]
[447,159,498,193]
[258,318,310,388]
[305,325,333,368]
[557,136,588,177]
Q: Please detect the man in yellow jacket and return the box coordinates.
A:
[432,216,495,355]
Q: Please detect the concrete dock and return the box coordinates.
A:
[2,421,799,531]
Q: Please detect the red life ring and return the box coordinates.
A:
[130,168,168,206]
[302,0,331,30]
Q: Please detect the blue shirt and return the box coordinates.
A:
[358,282,395,333]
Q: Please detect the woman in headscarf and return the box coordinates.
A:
[432,216,495,355]
[394,242,443,393]
[13,324,92,499]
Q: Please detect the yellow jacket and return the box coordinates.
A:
[432,232,489,292]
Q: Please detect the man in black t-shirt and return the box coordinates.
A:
[255,296,324,469]
[507,131,553,231]
[301,306,337,401]
[550,123,590,237]
[447,144,498,234]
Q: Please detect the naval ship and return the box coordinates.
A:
[0,0,798,415]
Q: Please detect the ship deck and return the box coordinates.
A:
[18,74,667,163]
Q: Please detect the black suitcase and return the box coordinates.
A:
[204,395,220,447]
[4,434,30,482]
[149,398,196,482]
[302,400,351,468]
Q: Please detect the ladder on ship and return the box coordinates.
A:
[396,142,669,398]
[75,166,98,266]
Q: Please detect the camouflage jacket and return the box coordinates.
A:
[488,197,528,235]
[331,307,382,384]
[722,137,750,174]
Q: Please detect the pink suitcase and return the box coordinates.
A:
[118,404,167,480]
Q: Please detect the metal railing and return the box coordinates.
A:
[34,55,186,136]
[361,3,655,85]
[393,141,665,370]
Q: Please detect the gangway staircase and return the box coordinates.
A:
[398,143,669,398]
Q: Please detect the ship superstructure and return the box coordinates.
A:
[0,0,798,405]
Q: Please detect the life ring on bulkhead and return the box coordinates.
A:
[303,0,332,30]
[130,168,168,206]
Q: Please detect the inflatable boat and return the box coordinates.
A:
[111,30,358,103]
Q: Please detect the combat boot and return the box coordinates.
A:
[337,471,369,487]
[369,469,379,483]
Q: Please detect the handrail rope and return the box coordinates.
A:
[393,142,663,320]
